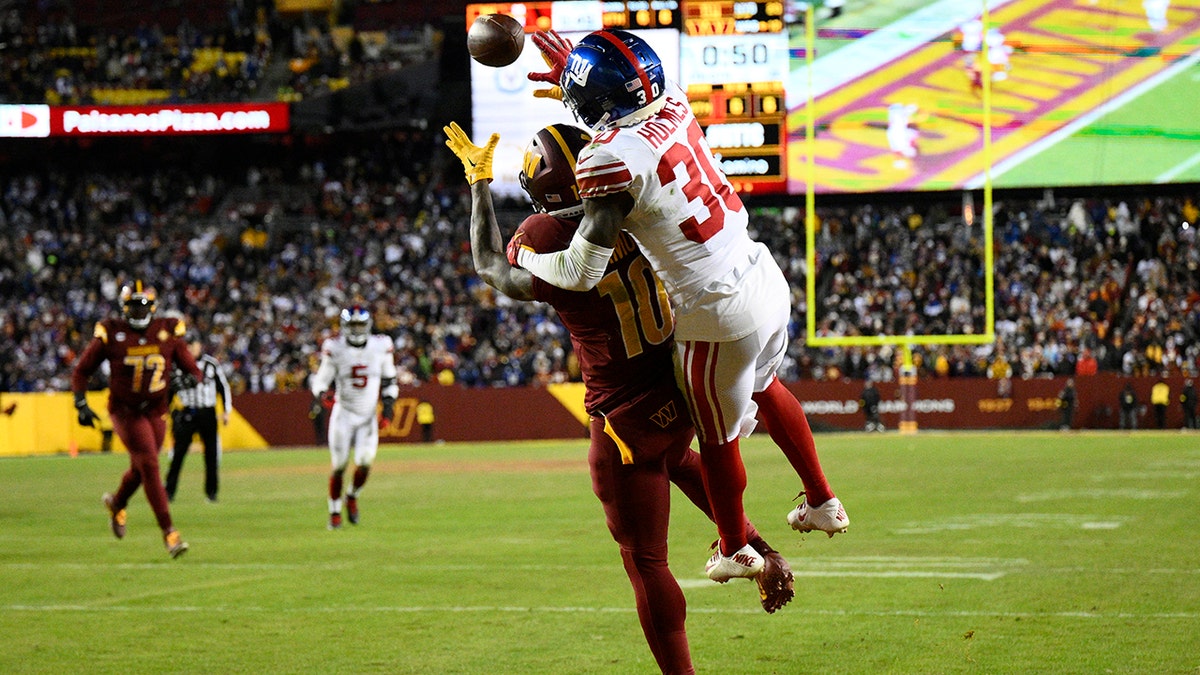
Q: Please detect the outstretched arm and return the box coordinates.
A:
[469,181,535,301]
[512,192,632,291]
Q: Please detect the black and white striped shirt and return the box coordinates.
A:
[177,354,232,413]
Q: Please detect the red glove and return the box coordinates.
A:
[527,30,573,100]
[506,231,526,267]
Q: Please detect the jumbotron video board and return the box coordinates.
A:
[466,0,789,197]
[468,0,1200,197]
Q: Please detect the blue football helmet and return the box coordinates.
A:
[340,305,372,347]
[559,30,665,131]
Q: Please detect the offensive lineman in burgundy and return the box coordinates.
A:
[73,280,202,558]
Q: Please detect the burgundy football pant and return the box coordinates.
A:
[588,418,763,675]
[109,411,174,533]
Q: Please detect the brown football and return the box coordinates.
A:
[467,13,525,68]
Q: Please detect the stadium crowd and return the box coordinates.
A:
[0,2,438,106]
[1,129,1197,396]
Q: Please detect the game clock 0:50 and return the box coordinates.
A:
[679,33,788,86]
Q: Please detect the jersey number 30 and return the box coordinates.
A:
[656,121,741,244]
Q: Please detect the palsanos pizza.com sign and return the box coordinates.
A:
[0,103,289,137]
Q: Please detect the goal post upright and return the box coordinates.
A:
[800,1,997,433]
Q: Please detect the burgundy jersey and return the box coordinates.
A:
[516,213,676,414]
[71,316,202,417]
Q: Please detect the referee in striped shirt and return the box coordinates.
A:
[165,335,232,503]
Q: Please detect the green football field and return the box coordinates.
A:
[2,432,1197,674]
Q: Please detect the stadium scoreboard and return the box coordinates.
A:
[466,0,788,195]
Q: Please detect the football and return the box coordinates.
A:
[467,13,525,68]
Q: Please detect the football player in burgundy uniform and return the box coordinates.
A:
[446,120,794,674]
[72,280,202,558]
[516,30,848,582]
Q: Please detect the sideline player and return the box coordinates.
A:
[516,29,848,580]
[309,305,398,529]
[445,120,795,672]
[72,279,202,558]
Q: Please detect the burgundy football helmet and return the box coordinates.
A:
[120,279,157,330]
[519,123,591,219]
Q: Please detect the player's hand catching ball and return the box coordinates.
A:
[444,122,499,185]
[527,30,573,101]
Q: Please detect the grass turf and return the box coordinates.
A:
[1,432,1196,673]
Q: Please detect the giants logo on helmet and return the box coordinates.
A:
[565,53,593,87]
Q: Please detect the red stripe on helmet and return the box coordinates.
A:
[594,31,652,106]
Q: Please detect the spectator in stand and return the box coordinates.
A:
[1075,347,1099,376]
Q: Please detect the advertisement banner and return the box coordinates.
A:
[52,103,290,136]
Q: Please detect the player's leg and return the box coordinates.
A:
[198,410,220,502]
[113,412,187,557]
[589,418,693,674]
[676,337,763,580]
[164,412,193,501]
[742,293,847,536]
[326,406,352,529]
[664,441,795,613]
[346,419,379,525]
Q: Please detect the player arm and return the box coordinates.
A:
[513,193,630,291]
[213,359,233,416]
[70,337,105,396]
[468,181,536,301]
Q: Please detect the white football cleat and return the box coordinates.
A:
[705,542,764,583]
[787,496,849,537]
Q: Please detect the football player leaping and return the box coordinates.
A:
[514,29,849,582]
[310,305,398,529]
[72,279,202,558]
[446,120,795,675]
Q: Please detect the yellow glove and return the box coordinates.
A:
[443,121,499,185]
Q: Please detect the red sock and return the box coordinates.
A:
[698,439,749,556]
[329,471,344,501]
[753,377,834,505]
[351,466,370,493]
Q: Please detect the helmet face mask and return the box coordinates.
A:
[560,30,665,131]
[340,305,372,347]
[120,280,157,330]
[519,124,591,219]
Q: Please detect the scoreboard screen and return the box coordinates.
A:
[466,0,787,197]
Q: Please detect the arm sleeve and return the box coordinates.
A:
[514,229,613,292]
[71,332,106,395]
[213,358,233,414]
[310,352,336,397]
[380,346,399,400]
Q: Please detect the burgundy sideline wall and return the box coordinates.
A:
[237,374,1192,446]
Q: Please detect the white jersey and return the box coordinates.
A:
[574,82,780,342]
[310,334,399,422]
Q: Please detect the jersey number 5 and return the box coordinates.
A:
[655,121,741,244]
